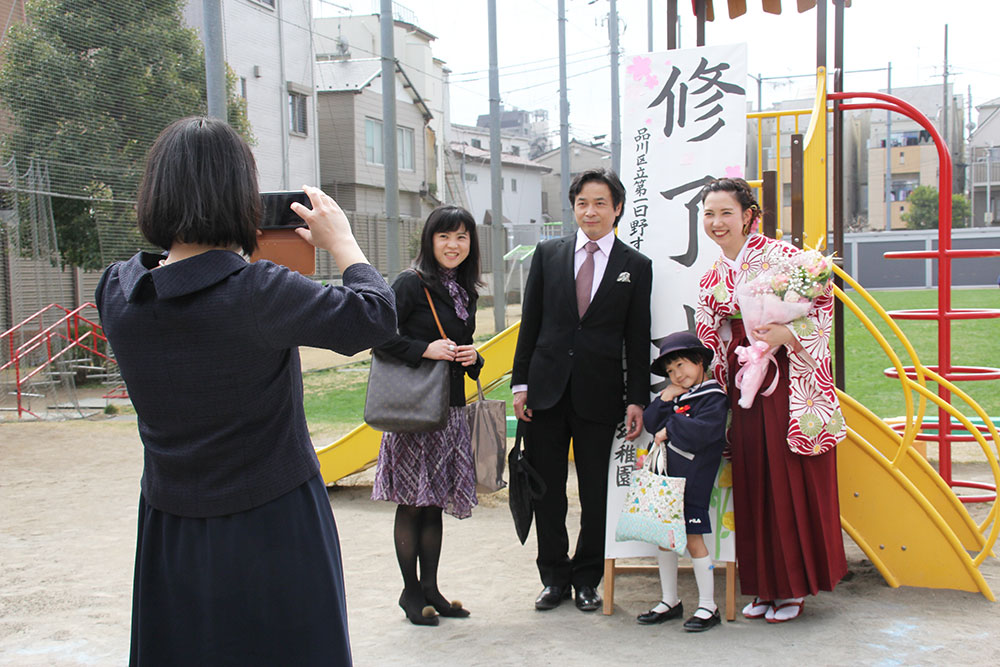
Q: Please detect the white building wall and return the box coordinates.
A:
[458,160,544,226]
[184,0,318,190]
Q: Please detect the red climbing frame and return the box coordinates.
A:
[832,90,1000,503]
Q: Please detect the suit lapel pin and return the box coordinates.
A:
[616,271,631,283]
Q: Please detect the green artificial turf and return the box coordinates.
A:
[840,287,1000,419]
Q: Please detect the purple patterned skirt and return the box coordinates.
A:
[371,407,478,519]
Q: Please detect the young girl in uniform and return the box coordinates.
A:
[636,331,728,632]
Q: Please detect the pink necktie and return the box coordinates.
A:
[576,241,599,318]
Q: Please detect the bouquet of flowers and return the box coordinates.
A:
[733,249,834,408]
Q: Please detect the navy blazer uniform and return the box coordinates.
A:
[643,379,728,533]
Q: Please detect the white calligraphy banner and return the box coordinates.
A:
[605,43,747,562]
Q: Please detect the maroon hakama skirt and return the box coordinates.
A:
[727,319,847,599]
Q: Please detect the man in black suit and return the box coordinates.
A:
[512,168,652,612]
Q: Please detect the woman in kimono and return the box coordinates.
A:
[694,177,847,623]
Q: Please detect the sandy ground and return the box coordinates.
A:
[3,418,1000,666]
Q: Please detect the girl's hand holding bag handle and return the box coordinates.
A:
[364,287,450,433]
[614,441,687,555]
[467,378,508,494]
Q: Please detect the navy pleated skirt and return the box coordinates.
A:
[129,475,352,666]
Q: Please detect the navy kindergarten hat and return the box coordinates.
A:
[650,331,713,377]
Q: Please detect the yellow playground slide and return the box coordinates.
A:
[314,322,521,484]
[317,265,1000,599]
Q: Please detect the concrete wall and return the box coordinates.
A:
[841,228,1000,289]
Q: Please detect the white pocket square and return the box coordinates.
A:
[616,272,631,283]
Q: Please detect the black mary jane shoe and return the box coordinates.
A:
[683,607,721,632]
[637,600,684,625]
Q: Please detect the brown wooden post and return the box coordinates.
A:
[833,0,846,390]
[667,0,677,50]
[762,170,778,239]
[790,134,805,249]
[695,0,706,47]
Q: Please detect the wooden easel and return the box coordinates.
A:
[602,558,737,621]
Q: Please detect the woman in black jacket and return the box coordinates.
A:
[96,116,396,665]
[372,206,484,626]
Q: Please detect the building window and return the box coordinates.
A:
[464,172,478,183]
[288,92,307,135]
[511,178,517,192]
[240,77,247,100]
[365,118,383,164]
[471,139,482,149]
[364,118,415,169]
[398,126,414,170]
[511,145,520,157]
[252,0,276,8]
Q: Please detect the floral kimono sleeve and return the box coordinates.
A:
[767,243,845,455]
[696,260,731,388]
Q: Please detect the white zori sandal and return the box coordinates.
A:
[742,598,772,619]
[765,598,804,623]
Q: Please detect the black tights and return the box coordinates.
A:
[394,505,449,608]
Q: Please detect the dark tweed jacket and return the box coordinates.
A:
[96,250,396,518]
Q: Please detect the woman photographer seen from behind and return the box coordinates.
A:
[371,206,484,626]
[95,116,396,666]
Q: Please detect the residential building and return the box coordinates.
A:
[315,58,435,220]
[864,84,964,230]
[534,139,611,225]
[184,0,318,190]
[750,96,861,233]
[314,7,448,204]
[475,107,551,158]
[447,124,550,228]
[969,96,1000,226]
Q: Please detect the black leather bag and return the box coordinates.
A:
[508,422,547,545]
[364,287,450,433]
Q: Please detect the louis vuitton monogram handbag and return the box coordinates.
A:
[364,287,450,433]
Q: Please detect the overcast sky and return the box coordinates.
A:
[315,0,1000,142]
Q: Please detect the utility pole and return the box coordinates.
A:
[380,0,400,280]
[487,0,505,332]
[202,0,227,120]
[647,0,653,52]
[885,62,892,231]
[558,0,572,235]
[610,0,621,175]
[968,84,975,226]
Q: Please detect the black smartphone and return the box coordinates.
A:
[260,190,311,229]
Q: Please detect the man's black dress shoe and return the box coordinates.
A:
[683,607,721,632]
[574,586,601,612]
[636,600,684,625]
[534,585,570,611]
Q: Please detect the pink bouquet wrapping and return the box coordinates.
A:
[733,249,834,409]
